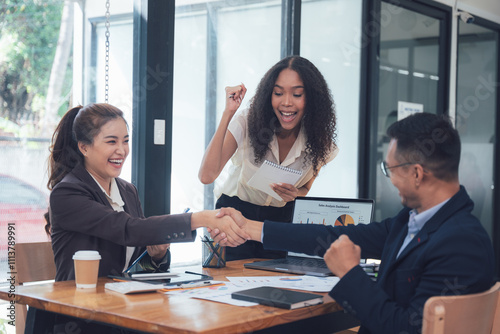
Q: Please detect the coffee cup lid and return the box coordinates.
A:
[72,250,101,260]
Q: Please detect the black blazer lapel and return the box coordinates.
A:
[72,164,112,207]
[377,216,409,284]
[394,230,429,263]
[387,186,471,264]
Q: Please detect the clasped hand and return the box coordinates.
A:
[192,209,249,247]
[204,208,250,247]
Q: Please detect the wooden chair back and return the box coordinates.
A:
[15,241,56,334]
[16,241,56,283]
[492,287,500,334]
[422,282,500,334]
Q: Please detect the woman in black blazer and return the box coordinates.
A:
[46,103,249,282]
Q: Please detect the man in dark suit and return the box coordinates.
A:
[216,112,495,334]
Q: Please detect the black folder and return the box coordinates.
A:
[231,286,323,309]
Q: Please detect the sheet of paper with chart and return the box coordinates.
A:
[162,276,340,306]
[247,160,303,200]
[163,282,258,306]
[226,275,340,292]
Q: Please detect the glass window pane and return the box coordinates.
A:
[170,7,208,266]
[0,1,69,286]
[93,18,134,182]
[375,2,442,221]
[171,1,281,266]
[457,22,497,238]
[301,0,363,198]
[215,2,281,114]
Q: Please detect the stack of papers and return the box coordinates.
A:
[163,275,340,307]
[226,275,340,292]
[164,281,256,307]
[106,275,340,307]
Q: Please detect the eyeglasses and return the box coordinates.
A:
[380,161,414,178]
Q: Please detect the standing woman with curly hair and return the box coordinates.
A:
[199,56,338,260]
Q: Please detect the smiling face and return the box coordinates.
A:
[79,118,129,192]
[271,68,306,135]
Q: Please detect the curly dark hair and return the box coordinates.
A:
[247,56,337,175]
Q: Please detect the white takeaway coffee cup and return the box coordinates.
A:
[72,250,101,288]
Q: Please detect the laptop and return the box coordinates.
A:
[244,196,374,276]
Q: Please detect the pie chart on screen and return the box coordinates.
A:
[335,214,355,226]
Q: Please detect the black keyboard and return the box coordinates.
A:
[270,257,328,268]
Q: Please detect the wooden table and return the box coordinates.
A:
[1,259,359,333]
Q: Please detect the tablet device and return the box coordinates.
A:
[109,271,213,286]
[130,272,179,280]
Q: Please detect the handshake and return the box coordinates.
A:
[191,208,261,247]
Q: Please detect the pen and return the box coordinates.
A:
[159,282,225,292]
[179,280,212,288]
[200,236,215,267]
[185,270,206,276]
[124,250,148,274]
[202,236,225,266]
[125,207,190,274]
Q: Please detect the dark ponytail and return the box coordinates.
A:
[44,106,82,236]
[47,106,83,190]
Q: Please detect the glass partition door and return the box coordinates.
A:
[372,1,448,220]
[171,1,281,265]
[301,0,363,198]
[456,22,498,239]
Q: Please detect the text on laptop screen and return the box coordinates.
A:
[288,197,374,258]
[292,197,374,226]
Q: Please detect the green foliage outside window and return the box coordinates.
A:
[0,0,72,136]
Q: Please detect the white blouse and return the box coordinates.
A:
[88,172,134,272]
[214,109,338,207]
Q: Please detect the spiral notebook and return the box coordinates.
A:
[248,160,303,200]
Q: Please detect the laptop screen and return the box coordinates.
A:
[288,197,374,258]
